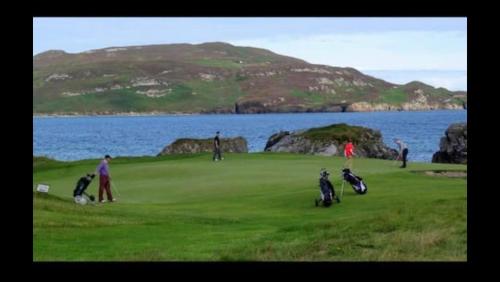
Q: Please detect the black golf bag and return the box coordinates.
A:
[342,168,367,194]
[73,174,96,203]
[316,169,340,207]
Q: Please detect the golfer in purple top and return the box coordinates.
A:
[96,155,115,203]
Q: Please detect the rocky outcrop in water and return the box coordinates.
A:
[432,122,467,164]
[158,137,248,155]
[264,123,398,159]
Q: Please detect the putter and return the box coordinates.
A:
[111,181,121,197]
[393,156,400,166]
[340,180,345,201]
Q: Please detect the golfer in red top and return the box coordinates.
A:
[344,139,355,169]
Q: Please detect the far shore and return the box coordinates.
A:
[33,112,202,118]
[33,108,466,118]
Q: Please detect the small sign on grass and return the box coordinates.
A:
[36,184,50,193]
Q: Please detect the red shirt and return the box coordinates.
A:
[344,142,354,156]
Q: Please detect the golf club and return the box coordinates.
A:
[111,181,121,197]
[393,155,400,166]
[340,179,345,201]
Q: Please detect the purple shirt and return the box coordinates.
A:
[97,159,109,176]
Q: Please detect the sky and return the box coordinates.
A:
[33,17,467,90]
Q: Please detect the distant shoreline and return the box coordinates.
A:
[33,112,202,118]
[33,108,466,118]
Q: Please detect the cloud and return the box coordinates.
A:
[361,70,467,91]
[419,73,467,91]
[228,30,467,71]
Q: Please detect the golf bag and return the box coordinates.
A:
[73,174,96,205]
[315,169,340,207]
[342,168,367,194]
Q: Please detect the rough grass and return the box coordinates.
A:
[33,153,466,261]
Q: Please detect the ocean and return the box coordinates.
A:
[33,110,467,162]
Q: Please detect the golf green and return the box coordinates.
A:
[33,153,467,261]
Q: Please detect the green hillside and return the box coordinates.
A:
[33,43,467,114]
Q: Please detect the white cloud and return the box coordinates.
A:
[362,70,467,91]
[418,73,467,91]
[228,31,467,71]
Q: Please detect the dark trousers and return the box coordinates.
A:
[213,147,222,161]
[402,148,409,167]
[99,175,113,201]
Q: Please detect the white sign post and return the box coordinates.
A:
[36,184,50,193]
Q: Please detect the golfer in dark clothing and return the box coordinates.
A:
[96,155,115,202]
[213,131,223,161]
[394,139,409,168]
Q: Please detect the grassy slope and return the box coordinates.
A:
[33,153,466,261]
[192,58,243,69]
[378,88,409,104]
[33,45,466,114]
[34,79,246,113]
[291,90,329,105]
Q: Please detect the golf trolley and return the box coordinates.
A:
[73,173,97,205]
[315,168,340,207]
[340,168,368,200]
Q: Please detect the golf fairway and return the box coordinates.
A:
[33,153,467,261]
